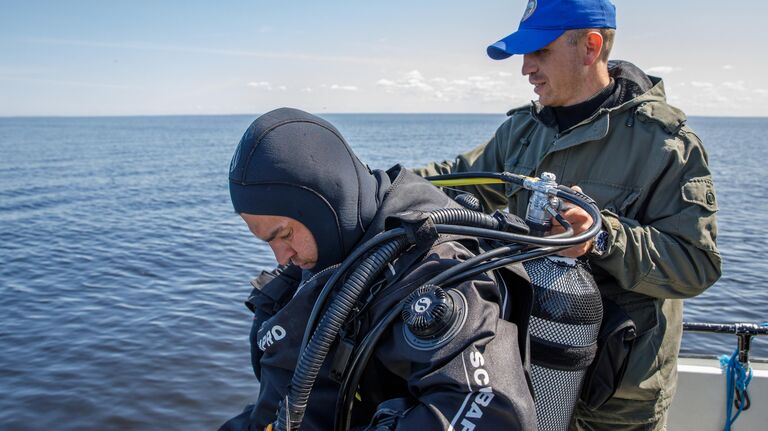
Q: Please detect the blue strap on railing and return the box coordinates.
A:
[718,349,753,431]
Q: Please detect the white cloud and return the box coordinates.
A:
[301,87,313,93]
[247,81,273,90]
[690,81,713,88]
[329,84,359,91]
[645,66,682,75]
[247,81,287,91]
[375,69,527,104]
[722,81,746,91]
[722,65,734,70]
[259,26,273,33]
[377,70,436,93]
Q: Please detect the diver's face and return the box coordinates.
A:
[521,32,586,107]
[240,214,319,270]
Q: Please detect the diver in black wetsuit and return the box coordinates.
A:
[220,108,537,431]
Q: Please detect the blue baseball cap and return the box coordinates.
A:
[487,0,616,60]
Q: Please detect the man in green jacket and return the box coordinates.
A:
[413,0,721,429]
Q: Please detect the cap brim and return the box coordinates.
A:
[487,28,565,60]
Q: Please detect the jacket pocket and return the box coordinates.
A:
[681,176,718,212]
[608,293,658,337]
[579,181,640,216]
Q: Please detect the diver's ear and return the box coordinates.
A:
[584,31,604,66]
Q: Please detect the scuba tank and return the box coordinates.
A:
[523,172,603,431]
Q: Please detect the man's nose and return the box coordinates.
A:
[269,242,295,266]
[521,54,536,76]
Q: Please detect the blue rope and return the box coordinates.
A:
[718,349,753,431]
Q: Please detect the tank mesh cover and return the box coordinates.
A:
[524,256,603,431]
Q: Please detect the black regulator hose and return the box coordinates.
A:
[438,246,558,286]
[428,207,500,229]
[276,237,408,431]
[425,242,527,287]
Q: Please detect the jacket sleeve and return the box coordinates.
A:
[368,270,537,430]
[411,133,510,212]
[591,130,722,299]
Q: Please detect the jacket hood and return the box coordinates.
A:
[607,60,654,104]
[606,60,689,133]
[229,108,381,271]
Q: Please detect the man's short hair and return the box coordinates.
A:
[567,28,615,62]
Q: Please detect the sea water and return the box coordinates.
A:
[1,114,766,429]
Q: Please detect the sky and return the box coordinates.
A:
[1,0,767,117]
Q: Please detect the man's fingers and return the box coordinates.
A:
[561,207,593,228]
[549,186,593,243]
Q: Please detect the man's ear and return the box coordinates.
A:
[584,31,604,66]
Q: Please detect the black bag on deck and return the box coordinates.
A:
[579,297,637,410]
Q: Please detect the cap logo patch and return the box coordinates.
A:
[521,0,537,22]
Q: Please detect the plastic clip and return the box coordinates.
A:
[329,333,356,384]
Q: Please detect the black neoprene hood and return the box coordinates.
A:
[229,108,379,271]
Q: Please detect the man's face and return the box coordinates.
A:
[240,214,319,270]
[521,32,586,107]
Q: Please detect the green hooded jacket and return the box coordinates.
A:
[413,61,722,424]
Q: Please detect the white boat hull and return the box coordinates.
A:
[668,357,768,430]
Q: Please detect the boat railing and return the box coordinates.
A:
[684,321,768,364]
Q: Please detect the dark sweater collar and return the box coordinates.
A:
[548,78,616,132]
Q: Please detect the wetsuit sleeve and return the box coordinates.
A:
[370,274,537,430]
[410,133,510,212]
[591,131,722,298]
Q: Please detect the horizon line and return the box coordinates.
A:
[2,112,767,120]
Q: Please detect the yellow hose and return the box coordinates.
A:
[428,178,506,187]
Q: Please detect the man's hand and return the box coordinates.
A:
[548,186,595,258]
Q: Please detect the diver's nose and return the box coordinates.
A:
[269,242,296,266]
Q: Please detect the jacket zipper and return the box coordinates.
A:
[294,264,341,298]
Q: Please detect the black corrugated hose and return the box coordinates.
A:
[275,237,408,431]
